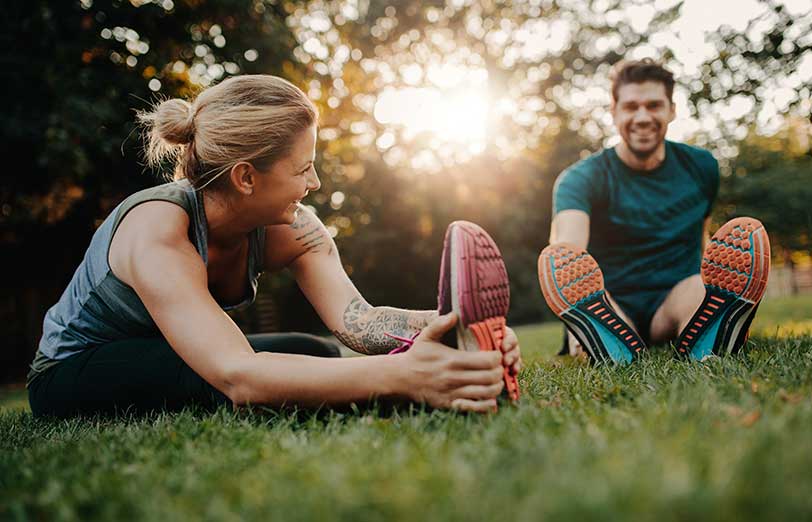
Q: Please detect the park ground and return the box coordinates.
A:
[2,294,811,521]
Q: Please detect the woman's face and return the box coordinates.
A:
[254,124,320,225]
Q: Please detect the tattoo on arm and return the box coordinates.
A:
[290,209,328,255]
[331,297,437,355]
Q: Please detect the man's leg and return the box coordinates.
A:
[649,274,706,344]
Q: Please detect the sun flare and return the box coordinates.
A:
[373,85,490,151]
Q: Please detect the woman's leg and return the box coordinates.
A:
[245,332,341,358]
[29,333,341,419]
[28,337,228,419]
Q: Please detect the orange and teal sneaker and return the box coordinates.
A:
[675,217,770,360]
[538,243,644,364]
[437,221,520,402]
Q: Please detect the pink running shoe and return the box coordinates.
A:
[437,221,520,402]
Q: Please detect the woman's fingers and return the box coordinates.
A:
[416,312,457,342]
[453,382,504,401]
[450,349,502,370]
[450,398,498,413]
[503,327,519,350]
[501,326,522,375]
[445,367,504,387]
[511,360,523,375]
[503,347,523,374]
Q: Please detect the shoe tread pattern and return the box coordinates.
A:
[449,221,518,402]
[676,217,770,358]
[538,243,642,364]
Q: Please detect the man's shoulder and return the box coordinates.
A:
[668,141,717,170]
[561,148,611,178]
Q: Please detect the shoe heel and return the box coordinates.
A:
[467,317,520,402]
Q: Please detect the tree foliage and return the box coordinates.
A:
[715,121,812,253]
[1,0,810,381]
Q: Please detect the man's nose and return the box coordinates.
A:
[633,107,653,124]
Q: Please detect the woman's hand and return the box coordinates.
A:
[397,312,504,413]
[502,326,523,376]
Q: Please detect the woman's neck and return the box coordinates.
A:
[202,191,255,250]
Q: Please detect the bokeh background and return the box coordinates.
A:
[2,0,811,383]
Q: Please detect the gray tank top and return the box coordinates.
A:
[27,180,265,384]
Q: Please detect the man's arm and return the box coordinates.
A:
[702,216,712,251]
[550,163,594,249]
[550,209,590,249]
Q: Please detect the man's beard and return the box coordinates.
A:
[625,126,663,160]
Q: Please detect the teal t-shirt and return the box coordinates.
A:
[553,141,719,300]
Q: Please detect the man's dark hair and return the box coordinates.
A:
[610,59,675,103]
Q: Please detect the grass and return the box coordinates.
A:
[2,295,812,521]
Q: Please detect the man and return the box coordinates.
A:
[537,59,770,363]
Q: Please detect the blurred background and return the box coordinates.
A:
[1,0,810,384]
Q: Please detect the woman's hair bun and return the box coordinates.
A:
[151,98,195,145]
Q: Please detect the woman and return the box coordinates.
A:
[27,74,522,418]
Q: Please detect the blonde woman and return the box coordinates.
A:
[27,75,522,418]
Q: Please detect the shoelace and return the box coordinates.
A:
[384,331,420,354]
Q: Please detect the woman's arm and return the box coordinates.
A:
[267,207,522,375]
[109,202,504,411]
[266,206,437,355]
[329,297,436,355]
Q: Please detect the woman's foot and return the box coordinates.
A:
[438,221,519,401]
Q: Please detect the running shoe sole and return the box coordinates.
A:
[538,243,644,364]
[675,217,770,359]
[438,221,520,402]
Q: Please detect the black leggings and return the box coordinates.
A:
[28,333,341,419]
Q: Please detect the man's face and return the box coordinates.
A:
[612,81,675,159]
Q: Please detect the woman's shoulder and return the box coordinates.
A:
[116,180,196,217]
[117,199,192,247]
[262,205,333,271]
[111,181,198,241]
[108,198,199,288]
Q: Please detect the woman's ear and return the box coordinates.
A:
[228,162,256,196]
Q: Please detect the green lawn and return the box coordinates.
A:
[2,295,812,521]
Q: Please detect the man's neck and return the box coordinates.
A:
[614,141,667,171]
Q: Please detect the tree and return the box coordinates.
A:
[715,120,812,254]
[0,0,304,381]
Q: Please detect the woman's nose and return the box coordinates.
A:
[307,168,321,191]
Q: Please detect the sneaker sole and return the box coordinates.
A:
[446,221,520,402]
[538,243,643,364]
[675,217,770,359]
